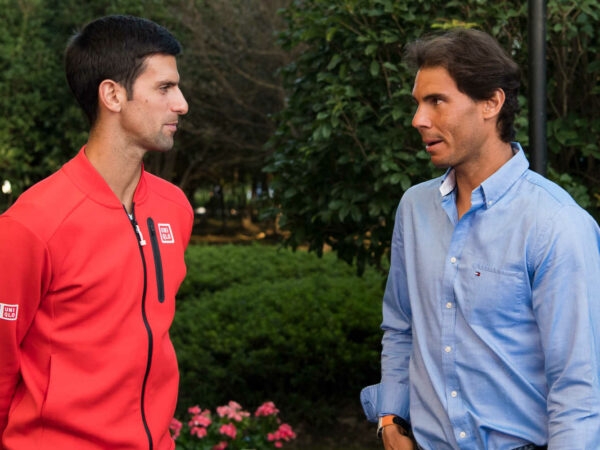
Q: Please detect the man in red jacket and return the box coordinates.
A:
[0,15,193,449]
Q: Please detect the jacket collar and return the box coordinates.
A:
[61,146,148,209]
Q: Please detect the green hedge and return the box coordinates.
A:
[172,243,385,425]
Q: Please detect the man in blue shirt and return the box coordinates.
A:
[361,29,600,450]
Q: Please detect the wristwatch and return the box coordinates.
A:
[376,415,410,438]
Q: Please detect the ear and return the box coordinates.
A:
[97,79,126,114]
[482,88,506,120]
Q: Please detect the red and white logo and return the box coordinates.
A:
[158,223,175,244]
[0,303,18,321]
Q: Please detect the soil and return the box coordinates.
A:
[288,413,381,450]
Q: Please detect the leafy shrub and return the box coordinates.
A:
[265,0,600,278]
[172,243,385,426]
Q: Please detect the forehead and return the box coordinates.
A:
[411,66,460,98]
[136,54,180,82]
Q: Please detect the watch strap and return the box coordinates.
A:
[377,415,410,438]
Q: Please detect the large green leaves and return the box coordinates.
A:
[266,0,600,274]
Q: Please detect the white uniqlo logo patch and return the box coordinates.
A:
[158,223,175,244]
[0,303,18,321]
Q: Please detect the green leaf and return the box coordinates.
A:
[326,26,338,42]
[365,44,378,56]
[327,54,343,70]
[370,60,380,77]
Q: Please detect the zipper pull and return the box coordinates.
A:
[135,223,147,246]
[125,203,147,247]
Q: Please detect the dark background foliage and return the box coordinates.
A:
[264,0,600,274]
[2,2,599,271]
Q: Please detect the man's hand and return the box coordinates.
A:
[381,425,416,450]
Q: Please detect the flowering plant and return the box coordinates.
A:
[170,401,297,450]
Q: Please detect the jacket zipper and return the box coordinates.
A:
[126,205,154,450]
[147,218,165,303]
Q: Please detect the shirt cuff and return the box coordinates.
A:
[360,382,410,423]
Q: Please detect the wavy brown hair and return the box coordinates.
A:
[404,28,521,142]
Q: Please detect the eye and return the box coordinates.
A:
[159,82,176,93]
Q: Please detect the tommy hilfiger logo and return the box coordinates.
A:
[158,223,175,244]
[0,303,18,321]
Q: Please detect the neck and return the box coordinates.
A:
[84,135,144,213]
[454,141,513,219]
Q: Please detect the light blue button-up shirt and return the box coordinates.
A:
[361,144,600,449]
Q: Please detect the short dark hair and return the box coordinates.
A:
[404,28,520,142]
[65,15,182,125]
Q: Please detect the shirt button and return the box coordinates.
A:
[451,391,458,398]
[446,302,453,309]
[459,431,467,439]
[444,346,452,353]
[450,257,457,264]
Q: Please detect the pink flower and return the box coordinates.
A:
[254,401,280,417]
[172,401,296,448]
[217,401,250,422]
[228,400,242,410]
[277,423,297,441]
[268,423,297,443]
[169,418,182,440]
[189,413,212,428]
[190,426,208,438]
[219,423,237,439]
[216,405,230,418]
[188,405,202,415]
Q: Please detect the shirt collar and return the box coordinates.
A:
[439,169,455,197]
[62,146,148,209]
[439,142,529,209]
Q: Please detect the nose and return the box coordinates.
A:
[412,105,431,129]
[173,87,189,115]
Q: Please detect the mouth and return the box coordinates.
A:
[165,123,178,133]
[424,138,443,151]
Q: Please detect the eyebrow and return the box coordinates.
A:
[158,80,179,87]
[412,92,449,104]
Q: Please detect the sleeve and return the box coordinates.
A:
[531,205,600,447]
[361,203,412,423]
[0,216,49,439]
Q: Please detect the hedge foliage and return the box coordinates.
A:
[172,243,385,425]
[266,0,600,276]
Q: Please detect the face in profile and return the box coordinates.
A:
[411,66,489,170]
[119,54,188,153]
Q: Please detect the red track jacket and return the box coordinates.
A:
[0,148,193,449]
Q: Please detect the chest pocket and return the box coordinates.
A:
[459,263,531,327]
